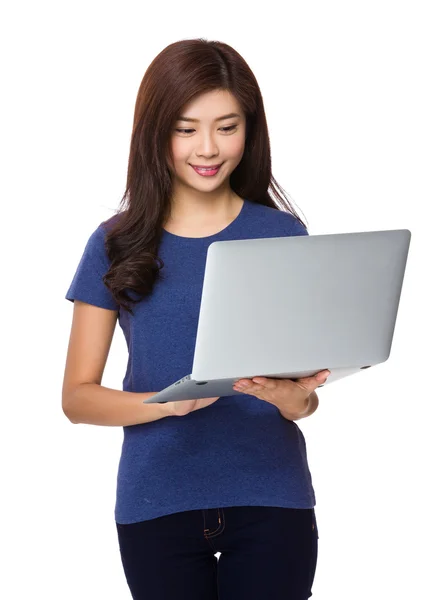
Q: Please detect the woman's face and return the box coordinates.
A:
[168,89,246,194]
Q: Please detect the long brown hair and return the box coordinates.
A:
[103,38,308,315]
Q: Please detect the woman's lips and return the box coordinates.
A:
[191,164,223,176]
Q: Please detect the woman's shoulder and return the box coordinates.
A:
[99,211,126,234]
[249,201,308,236]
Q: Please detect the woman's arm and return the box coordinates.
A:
[62,300,171,426]
[63,383,169,426]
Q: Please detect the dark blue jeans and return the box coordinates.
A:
[116,505,319,599]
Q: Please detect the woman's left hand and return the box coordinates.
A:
[232,370,331,414]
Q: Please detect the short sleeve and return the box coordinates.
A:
[282,212,309,237]
[292,218,309,236]
[65,224,119,311]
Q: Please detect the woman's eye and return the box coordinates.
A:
[175,125,237,134]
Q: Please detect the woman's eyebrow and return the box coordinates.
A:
[176,112,241,122]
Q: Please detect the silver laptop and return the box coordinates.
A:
[144,229,411,404]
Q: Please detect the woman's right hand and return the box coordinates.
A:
[166,396,221,417]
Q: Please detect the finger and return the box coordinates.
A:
[316,370,330,382]
[297,370,330,384]
[233,379,257,392]
[234,379,253,387]
[293,376,321,394]
[251,377,264,385]
[253,377,284,390]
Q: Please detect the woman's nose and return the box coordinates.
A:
[196,134,219,155]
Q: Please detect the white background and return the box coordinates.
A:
[2,1,438,598]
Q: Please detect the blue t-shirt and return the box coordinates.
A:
[65,198,316,524]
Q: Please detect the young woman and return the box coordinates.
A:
[63,38,329,600]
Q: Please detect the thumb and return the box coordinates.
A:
[295,370,329,392]
[316,370,330,383]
